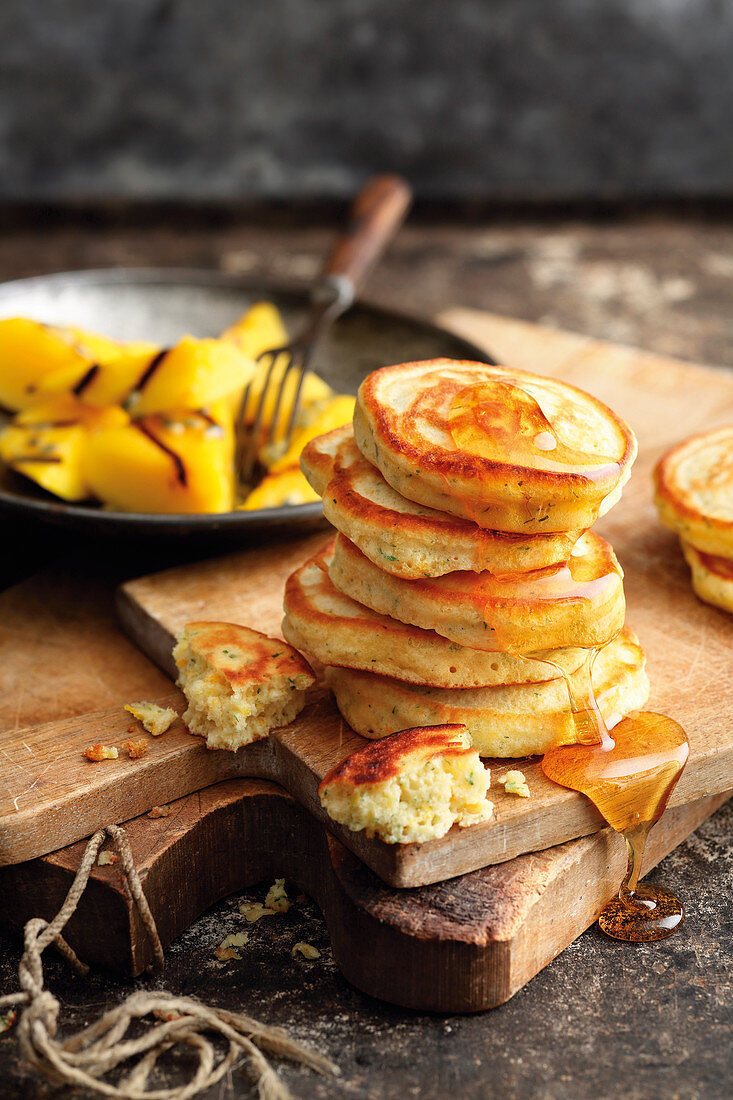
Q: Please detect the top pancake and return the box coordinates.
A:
[354,359,636,534]
[654,426,733,557]
[301,426,580,578]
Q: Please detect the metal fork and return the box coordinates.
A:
[237,175,412,485]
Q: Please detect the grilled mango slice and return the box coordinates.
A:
[0,396,129,500]
[240,468,320,510]
[221,301,290,359]
[82,402,235,513]
[39,336,256,417]
[0,318,151,412]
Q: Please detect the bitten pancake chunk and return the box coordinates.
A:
[173,621,315,751]
[318,724,493,844]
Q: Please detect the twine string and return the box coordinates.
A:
[0,824,337,1099]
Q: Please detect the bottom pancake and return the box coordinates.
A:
[324,628,649,757]
[681,539,733,614]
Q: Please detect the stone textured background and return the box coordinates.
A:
[2,0,732,202]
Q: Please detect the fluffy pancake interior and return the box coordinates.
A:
[318,724,493,844]
[173,621,315,751]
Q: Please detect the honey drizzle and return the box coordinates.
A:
[448,378,690,942]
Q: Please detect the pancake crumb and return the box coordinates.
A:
[239,902,277,923]
[499,770,531,798]
[264,878,291,913]
[121,738,148,759]
[84,744,118,762]
[148,804,172,819]
[124,701,177,737]
[292,942,320,960]
[215,932,248,961]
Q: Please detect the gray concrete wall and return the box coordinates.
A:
[1,0,731,202]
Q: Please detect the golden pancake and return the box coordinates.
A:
[654,426,733,558]
[301,426,581,578]
[318,724,493,844]
[325,629,649,756]
[355,359,636,534]
[328,530,625,654]
[680,540,733,614]
[282,542,587,687]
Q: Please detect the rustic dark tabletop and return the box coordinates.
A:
[2,210,732,1099]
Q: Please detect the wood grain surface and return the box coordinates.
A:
[1,776,726,1011]
[2,313,732,886]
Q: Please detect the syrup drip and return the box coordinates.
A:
[469,544,620,614]
[447,380,690,942]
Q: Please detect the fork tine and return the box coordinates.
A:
[238,348,282,484]
[266,349,302,449]
[282,349,312,442]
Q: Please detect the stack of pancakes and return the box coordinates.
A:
[655,426,733,613]
[283,359,650,756]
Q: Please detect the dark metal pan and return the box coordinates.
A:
[0,267,492,543]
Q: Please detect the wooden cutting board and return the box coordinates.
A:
[1,548,727,1011]
[2,312,733,888]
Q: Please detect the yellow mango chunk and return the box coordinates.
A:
[66,327,156,362]
[268,395,355,474]
[0,396,128,501]
[82,402,235,513]
[221,301,289,359]
[0,319,124,411]
[241,467,320,510]
[39,336,256,416]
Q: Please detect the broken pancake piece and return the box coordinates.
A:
[318,724,493,844]
[173,621,315,751]
[124,700,177,736]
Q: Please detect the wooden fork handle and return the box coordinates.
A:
[321,175,412,293]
